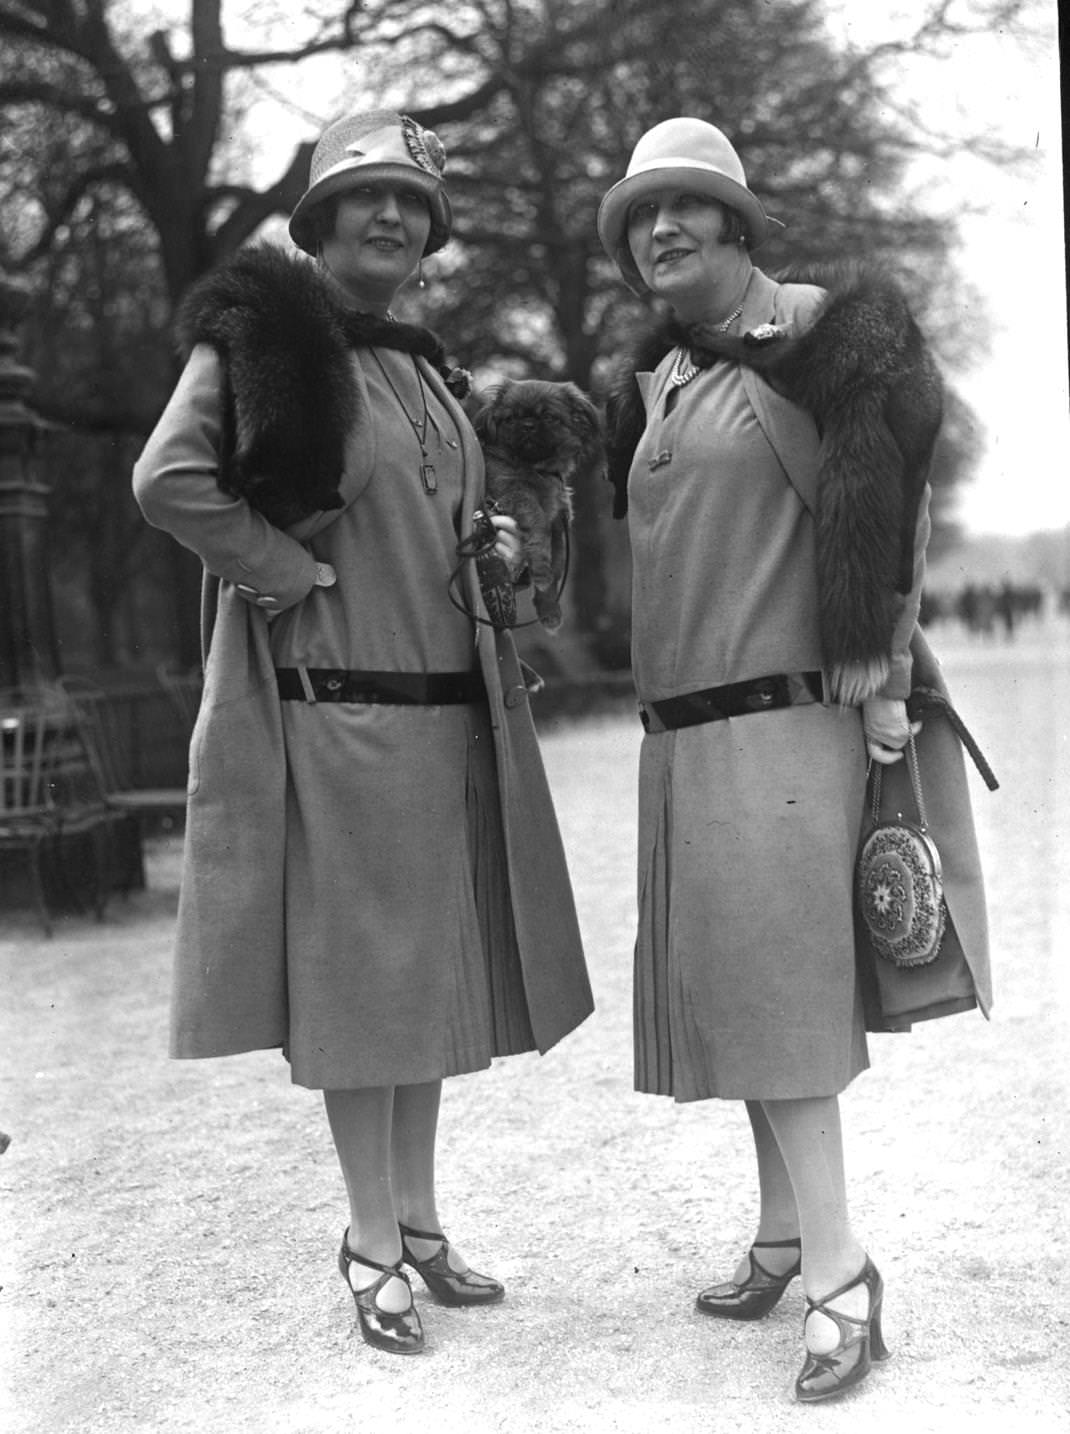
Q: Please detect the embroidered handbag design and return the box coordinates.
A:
[856,736,947,968]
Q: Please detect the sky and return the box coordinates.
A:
[830,1,1068,538]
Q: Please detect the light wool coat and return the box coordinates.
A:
[133,343,593,1072]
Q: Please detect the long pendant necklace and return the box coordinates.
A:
[670,301,745,389]
[370,349,438,493]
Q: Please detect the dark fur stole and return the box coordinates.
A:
[175,243,469,527]
[605,268,943,692]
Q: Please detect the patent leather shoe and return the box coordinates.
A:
[399,1222,505,1307]
[338,1234,424,1355]
[795,1255,890,1403]
[696,1237,801,1320]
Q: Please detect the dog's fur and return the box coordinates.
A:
[469,379,605,630]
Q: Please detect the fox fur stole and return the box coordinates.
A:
[175,243,469,528]
[605,269,943,698]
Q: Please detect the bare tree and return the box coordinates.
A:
[0,0,525,663]
[394,0,1035,642]
[0,0,375,662]
[0,0,1042,666]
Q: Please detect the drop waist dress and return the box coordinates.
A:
[265,349,535,1088]
[628,349,870,1102]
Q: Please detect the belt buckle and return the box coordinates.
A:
[744,677,781,712]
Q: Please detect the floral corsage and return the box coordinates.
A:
[445,366,473,400]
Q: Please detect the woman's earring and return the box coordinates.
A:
[418,258,425,289]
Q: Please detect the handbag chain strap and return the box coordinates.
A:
[869,734,928,829]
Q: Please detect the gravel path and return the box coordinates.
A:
[1,625,1067,1434]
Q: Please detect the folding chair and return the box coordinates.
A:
[59,678,188,890]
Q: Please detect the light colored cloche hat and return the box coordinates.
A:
[597,117,784,293]
[289,110,452,257]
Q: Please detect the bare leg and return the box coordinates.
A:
[392,1080,470,1273]
[760,1095,869,1354]
[323,1085,410,1313]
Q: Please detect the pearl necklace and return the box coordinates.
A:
[670,301,745,389]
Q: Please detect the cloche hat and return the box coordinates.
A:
[289,110,452,257]
[597,117,784,293]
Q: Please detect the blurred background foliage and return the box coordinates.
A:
[0,0,1047,674]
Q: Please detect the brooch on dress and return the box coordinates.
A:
[743,323,788,346]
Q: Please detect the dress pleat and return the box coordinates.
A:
[281,702,535,1089]
[627,337,873,1103]
[633,711,871,1101]
[633,769,673,1094]
[465,723,535,1059]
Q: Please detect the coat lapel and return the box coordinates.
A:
[419,358,488,623]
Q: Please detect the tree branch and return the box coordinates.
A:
[206,141,316,257]
[18,161,138,262]
[0,77,112,126]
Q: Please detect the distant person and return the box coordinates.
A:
[995,581,1017,637]
[599,118,991,1403]
[134,111,592,1356]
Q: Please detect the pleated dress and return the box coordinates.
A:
[628,352,870,1103]
[263,348,535,1088]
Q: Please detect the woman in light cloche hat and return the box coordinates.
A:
[133,110,592,1357]
[599,116,991,1403]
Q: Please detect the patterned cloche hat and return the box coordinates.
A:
[289,110,452,257]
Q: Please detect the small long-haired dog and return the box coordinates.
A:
[469,378,605,630]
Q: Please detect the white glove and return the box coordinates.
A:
[862,697,922,765]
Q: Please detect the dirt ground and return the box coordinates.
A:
[1,624,1068,1434]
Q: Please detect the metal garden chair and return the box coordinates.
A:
[58,678,188,890]
[0,702,63,936]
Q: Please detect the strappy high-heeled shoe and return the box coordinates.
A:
[794,1255,890,1403]
[338,1234,425,1355]
[695,1236,802,1320]
[398,1222,505,1307]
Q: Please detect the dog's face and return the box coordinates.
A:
[470,379,604,478]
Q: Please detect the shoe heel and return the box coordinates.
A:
[695,1237,801,1321]
[398,1222,505,1307]
[869,1298,891,1362]
[794,1255,887,1403]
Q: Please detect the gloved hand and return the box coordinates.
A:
[862,697,922,765]
[487,513,524,578]
[235,561,334,615]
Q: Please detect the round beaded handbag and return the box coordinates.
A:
[855,736,947,968]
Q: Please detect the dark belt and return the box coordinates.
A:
[640,671,824,733]
[275,668,486,705]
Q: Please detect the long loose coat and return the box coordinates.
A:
[133,337,592,1083]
